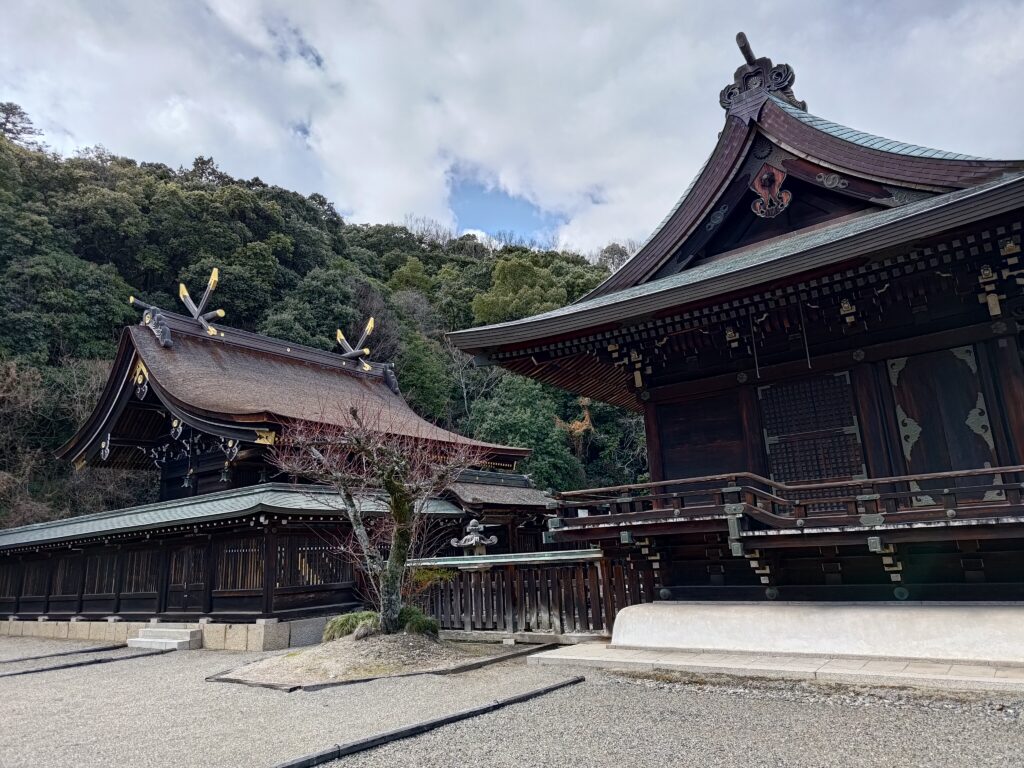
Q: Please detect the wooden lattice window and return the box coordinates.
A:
[123,550,159,593]
[0,562,19,598]
[758,372,866,484]
[22,561,50,597]
[83,554,118,596]
[276,535,349,588]
[51,557,82,597]
[215,537,264,591]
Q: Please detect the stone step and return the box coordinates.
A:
[139,628,203,642]
[127,627,203,650]
[126,637,193,651]
[145,622,197,629]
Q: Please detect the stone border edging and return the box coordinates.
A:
[0,644,123,665]
[271,675,585,768]
[0,648,172,678]
[207,642,557,693]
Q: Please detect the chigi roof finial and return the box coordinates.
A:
[719,32,806,113]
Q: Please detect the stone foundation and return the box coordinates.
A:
[611,601,1024,664]
[0,615,330,652]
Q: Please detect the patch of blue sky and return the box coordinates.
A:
[449,176,566,244]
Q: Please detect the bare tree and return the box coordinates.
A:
[272,402,485,633]
[443,337,505,430]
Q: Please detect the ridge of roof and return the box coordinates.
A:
[151,310,389,379]
[450,172,1024,350]
[767,95,991,162]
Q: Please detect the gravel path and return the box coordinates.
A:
[0,646,153,677]
[333,667,1024,768]
[0,639,571,768]
[0,636,106,662]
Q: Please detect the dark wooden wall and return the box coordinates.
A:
[0,523,360,621]
[647,334,1024,485]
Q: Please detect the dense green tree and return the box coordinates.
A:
[260,263,361,350]
[0,250,135,365]
[472,256,567,325]
[395,332,451,422]
[0,108,645,527]
[472,377,584,491]
[0,102,43,148]
[388,255,432,294]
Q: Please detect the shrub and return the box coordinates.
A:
[398,605,439,637]
[322,606,439,641]
[322,610,379,642]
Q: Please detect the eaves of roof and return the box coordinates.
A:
[450,172,1024,352]
[0,484,461,551]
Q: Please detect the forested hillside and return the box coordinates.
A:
[0,105,646,527]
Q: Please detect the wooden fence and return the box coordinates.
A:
[419,557,655,635]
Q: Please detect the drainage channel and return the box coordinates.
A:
[0,644,123,665]
[272,675,585,768]
[0,648,173,678]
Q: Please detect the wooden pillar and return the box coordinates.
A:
[112,548,125,616]
[643,403,664,482]
[74,555,85,616]
[262,527,277,617]
[14,558,24,616]
[203,536,214,615]
[156,544,169,615]
[42,555,53,616]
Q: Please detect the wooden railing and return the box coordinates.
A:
[552,465,1024,531]
[417,555,655,635]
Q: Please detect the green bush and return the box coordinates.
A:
[322,610,379,641]
[398,605,439,637]
[322,606,439,641]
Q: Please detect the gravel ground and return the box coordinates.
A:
[0,638,570,768]
[333,667,1024,768]
[0,645,154,677]
[0,636,106,662]
[233,635,502,686]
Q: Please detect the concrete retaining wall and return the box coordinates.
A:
[612,601,1024,664]
[1,615,330,651]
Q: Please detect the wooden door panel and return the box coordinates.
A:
[166,545,206,613]
[888,346,998,495]
[657,391,747,479]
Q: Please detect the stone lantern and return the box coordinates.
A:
[451,519,497,556]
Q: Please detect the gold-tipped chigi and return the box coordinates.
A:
[336,317,375,371]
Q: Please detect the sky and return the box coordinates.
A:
[3,0,1024,253]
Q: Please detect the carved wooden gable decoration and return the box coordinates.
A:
[590,33,1024,298]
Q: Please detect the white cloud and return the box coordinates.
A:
[2,0,1022,253]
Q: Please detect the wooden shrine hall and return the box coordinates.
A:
[0,277,549,623]
[451,33,1024,603]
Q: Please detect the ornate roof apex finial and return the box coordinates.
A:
[335,316,375,372]
[720,32,806,113]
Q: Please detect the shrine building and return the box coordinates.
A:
[450,33,1024,604]
[0,277,549,624]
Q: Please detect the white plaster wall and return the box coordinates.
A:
[612,601,1024,664]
